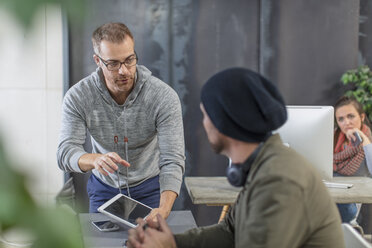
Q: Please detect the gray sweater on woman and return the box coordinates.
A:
[57,65,185,194]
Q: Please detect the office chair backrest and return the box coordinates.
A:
[342,223,372,248]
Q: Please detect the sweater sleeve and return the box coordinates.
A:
[56,89,88,173]
[174,222,234,248]
[155,87,185,195]
[174,188,235,248]
[363,143,372,175]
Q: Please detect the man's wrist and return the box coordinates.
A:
[78,153,99,172]
[159,191,177,209]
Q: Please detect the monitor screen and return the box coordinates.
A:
[274,106,334,179]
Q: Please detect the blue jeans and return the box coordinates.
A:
[337,203,358,223]
[87,174,160,213]
[333,172,358,222]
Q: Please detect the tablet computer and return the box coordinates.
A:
[97,193,153,228]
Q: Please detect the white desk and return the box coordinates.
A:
[325,177,372,204]
[79,211,196,248]
[185,176,372,205]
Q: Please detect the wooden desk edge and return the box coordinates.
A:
[185,176,372,205]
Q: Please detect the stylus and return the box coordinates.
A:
[143,223,149,230]
[124,136,131,197]
[122,239,128,247]
[143,223,160,231]
[114,136,122,194]
[116,171,122,194]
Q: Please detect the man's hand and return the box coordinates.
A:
[78,152,130,175]
[146,208,170,222]
[146,191,177,221]
[128,218,147,248]
[92,152,130,176]
[128,214,177,248]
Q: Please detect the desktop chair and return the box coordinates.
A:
[342,223,372,248]
[55,177,75,208]
[55,173,91,213]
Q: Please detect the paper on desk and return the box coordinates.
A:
[322,180,353,189]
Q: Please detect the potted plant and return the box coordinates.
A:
[341,65,372,121]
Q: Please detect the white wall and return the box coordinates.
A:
[0,5,64,205]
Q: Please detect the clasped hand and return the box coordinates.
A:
[345,128,371,147]
[128,214,176,248]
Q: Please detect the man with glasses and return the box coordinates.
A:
[57,23,185,220]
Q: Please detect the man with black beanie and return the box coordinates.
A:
[128,68,344,248]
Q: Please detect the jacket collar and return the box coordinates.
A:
[246,134,283,184]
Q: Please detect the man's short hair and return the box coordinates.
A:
[92,22,134,55]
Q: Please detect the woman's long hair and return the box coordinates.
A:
[334,96,370,149]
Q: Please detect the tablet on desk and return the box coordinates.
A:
[97,193,153,228]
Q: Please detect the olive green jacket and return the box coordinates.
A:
[175,134,344,248]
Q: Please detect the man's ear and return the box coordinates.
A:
[93,54,100,67]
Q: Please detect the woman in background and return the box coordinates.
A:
[334,96,372,223]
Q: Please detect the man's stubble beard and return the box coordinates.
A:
[210,138,225,154]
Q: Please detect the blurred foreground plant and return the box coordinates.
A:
[0,1,86,247]
[0,139,84,248]
[0,0,85,29]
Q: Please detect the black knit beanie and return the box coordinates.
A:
[201,68,287,142]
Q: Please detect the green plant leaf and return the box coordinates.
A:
[341,73,350,84]
[345,91,353,97]
[342,65,372,122]
[361,66,370,74]
[348,74,354,82]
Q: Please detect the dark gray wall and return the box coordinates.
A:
[360,0,372,67]
[67,0,365,227]
[261,0,359,104]
[359,0,372,235]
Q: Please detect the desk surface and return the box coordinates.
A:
[185,176,372,205]
[79,211,196,248]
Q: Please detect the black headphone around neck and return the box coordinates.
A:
[226,143,263,187]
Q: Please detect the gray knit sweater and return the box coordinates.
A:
[57,65,185,194]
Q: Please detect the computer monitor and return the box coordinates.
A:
[342,223,371,248]
[274,106,334,179]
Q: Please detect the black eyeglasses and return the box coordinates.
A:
[96,52,138,71]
